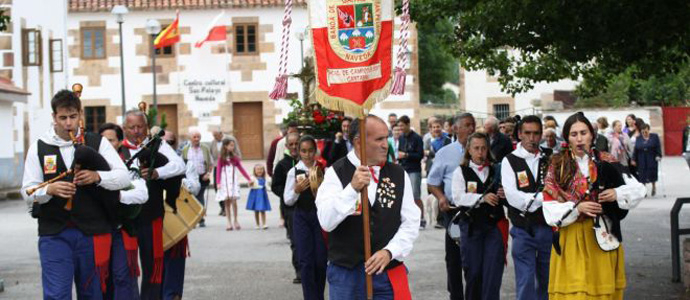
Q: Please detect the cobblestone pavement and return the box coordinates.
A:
[1,158,690,299]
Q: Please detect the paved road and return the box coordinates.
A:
[1,158,690,299]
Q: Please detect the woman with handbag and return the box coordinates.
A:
[541,112,645,300]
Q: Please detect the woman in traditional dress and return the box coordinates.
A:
[542,112,646,300]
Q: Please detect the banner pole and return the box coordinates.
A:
[358,115,374,299]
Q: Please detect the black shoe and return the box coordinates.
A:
[420,219,427,229]
[292,277,301,284]
[434,223,444,229]
[199,220,206,228]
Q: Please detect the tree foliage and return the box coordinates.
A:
[417,17,459,104]
[409,0,690,96]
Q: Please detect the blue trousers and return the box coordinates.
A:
[106,230,139,300]
[327,263,394,300]
[510,225,551,300]
[137,221,161,300]
[444,212,464,300]
[39,227,103,300]
[459,221,504,300]
[293,208,327,300]
[161,241,186,300]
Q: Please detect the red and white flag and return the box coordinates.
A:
[195,11,226,48]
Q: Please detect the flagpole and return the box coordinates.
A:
[358,113,374,300]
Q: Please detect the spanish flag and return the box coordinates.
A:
[154,11,180,49]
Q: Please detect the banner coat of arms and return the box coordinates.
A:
[309,0,394,116]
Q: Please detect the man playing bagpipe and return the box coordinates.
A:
[316,116,421,299]
[500,115,553,300]
[99,123,148,300]
[120,109,185,300]
[21,90,131,299]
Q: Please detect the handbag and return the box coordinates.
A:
[593,214,620,251]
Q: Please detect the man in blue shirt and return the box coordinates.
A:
[396,115,425,228]
[427,112,475,300]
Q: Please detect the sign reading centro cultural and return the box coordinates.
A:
[311,0,393,115]
[183,79,227,102]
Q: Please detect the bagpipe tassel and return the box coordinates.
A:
[269,0,294,100]
[391,0,411,95]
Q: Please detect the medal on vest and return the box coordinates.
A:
[376,177,395,208]
[517,171,529,188]
[43,155,57,174]
[467,181,477,193]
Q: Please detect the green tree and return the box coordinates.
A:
[409,0,690,96]
[417,17,459,105]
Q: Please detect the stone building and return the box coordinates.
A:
[63,0,420,159]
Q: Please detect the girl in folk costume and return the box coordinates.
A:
[246,164,272,229]
[284,135,327,300]
[451,132,508,300]
[542,113,646,300]
[216,138,251,231]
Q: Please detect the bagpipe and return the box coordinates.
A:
[29,120,119,219]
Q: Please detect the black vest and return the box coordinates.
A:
[35,132,118,236]
[294,169,317,212]
[119,146,181,223]
[459,165,505,224]
[330,157,405,269]
[505,151,550,228]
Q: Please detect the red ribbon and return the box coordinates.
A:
[122,139,139,150]
[387,263,411,300]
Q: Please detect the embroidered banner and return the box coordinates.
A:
[310,0,393,116]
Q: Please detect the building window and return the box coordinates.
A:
[22,29,42,66]
[234,24,258,55]
[494,104,510,120]
[84,106,106,133]
[49,39,63,72]
[81,27,106,59]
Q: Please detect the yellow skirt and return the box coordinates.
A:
[549,218,626,300]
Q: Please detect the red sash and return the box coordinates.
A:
[151,217,164,284]
[168,235,190,259]
[387,263,411,300]
[497,218,510,265]
[92,233,112,293]
[121,229,140,277]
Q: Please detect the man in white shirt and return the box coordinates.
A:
[22,90,131,299]
[120,109,186,300]
[500,115,552,300]
[316,115,420,299]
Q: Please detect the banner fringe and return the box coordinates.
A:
[315,79,392,117]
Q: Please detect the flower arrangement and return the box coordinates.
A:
[282,98,343,139]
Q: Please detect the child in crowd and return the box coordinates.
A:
[247,164,272,229]
[216,138,251,231]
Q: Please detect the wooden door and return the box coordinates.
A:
[157,104,178,137]
[233,102,263,159]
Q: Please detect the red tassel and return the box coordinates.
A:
[92,233,112,293]
[268,75,288,100]
[121,229,140,277]
[391,67,406,95]
[151,217,164,284]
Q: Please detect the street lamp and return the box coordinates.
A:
[145,19,161,110]
[295,31,305,68]
[111,5,128,119]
